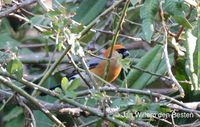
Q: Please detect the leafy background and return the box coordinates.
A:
[0,0,199,127]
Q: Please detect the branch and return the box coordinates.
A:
[0,71,131,126]
[79,0,124,37]
[0,71,57,96]
[104,0,130,81]
[130,65,190,87]
[0,89,91,116]
[0,0,37,18]
[175,5,193,41]
[80,57,98,89]
[17,52,68,64]
[31,45,71,96]
[79,118,101,127]
[159,0,185,97]
[0,76,65,127]
[67,53,92,88]
[95,29,143,42]
[16,95,36,127]
[18,43,55,49]
[76,87,200,116]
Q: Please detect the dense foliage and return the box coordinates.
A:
[0,0,199,127]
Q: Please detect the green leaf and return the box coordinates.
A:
[185,29,198,90]
[125,45,173,89]
[95,119,103,127]
[0,33,31,54]
[159,105,172,113]
[112,98,126,108]
[119,58,131,72]
[140,0,159,42]
[131,104,148,112]
[126,46,161,88]
[141,19,154,42]
[48,10,63,18]
[148,103,160,113]
[6,58,23,79]
[73,0,107,25]
[34,110,53,127]
[61,77,69,91]
[30,15,51,27]
[108,123,116,127]
[68,78,80,91]
[0,51,12,63]
[173,16,192,29]
[163,0,192,29]
[163,0,184,17]
[4,114,24,127]
[54,87,63,94]
[3,107,23,122]
[146,53,174,85]
[130,0,138,6]
[112,96,135,108]
[64,91,77,98]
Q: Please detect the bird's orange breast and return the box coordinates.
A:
[90,58,122,83]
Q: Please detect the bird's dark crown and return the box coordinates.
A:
[116,48,129,58]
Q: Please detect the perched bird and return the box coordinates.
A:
[88,44,129,83]
[40,44,129,95]
[68,44,129,84]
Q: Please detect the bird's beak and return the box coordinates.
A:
[122,50,129,58]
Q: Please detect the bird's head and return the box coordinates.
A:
[103,44,129,58]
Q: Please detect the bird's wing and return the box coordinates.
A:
[87,54,104,69]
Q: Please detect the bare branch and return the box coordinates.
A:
[0,76,65,127]
[0,0,37,18]
[159,0,185,97]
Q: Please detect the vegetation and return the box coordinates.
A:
[0,0,199,127]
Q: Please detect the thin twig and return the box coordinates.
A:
[16,95,36,127]
[18,43,55,49]
[131,65,169,79]
[0,71,130,126]
[0,93,15,111]
[0,0,37,18]
[179,120,200,127]
[80,57,98,89]
[0,71,57,97]
[87,14,113,48]
[131,65,189,86]
[95,29,142,42]
[159,0,185,97]
[79,0,124,37]
[0,89,75,113]
[79,118,101,127]
[175,5,193,41]
[31,45,71,96]
[37,0,53,12]
[112,12,141,26]
[67,53,92,88]
[20,8,35,16]
[76,87,200,117]
[104,0,131,81]
[0,76,65,127]
[9,13,47,32]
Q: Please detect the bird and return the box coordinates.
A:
[40,44,129,95]
[88,44,129,83]
[68,44,129,85]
